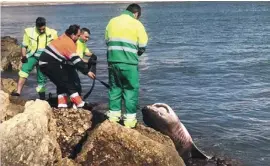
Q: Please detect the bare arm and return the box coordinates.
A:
[21,47,27,57]
[84,52,93,57]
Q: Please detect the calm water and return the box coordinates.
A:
[2,2,270,165]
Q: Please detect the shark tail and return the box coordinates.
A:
[190,143,211,159]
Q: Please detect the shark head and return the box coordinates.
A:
[142,103,180,134]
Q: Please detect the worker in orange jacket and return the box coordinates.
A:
[39,24,95,109]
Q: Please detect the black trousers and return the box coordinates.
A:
[65,65,82,95]
[40,62,81,96]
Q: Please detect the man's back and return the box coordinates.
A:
[105,10,148,65]
[106,14,143,41]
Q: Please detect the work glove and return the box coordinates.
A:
[21,56,28,63]
[88,54,97,74]
[138,47,146,56]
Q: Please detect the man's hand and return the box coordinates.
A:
[87,71,96,79]
[21,56,28,63]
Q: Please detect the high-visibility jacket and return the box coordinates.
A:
[105,10,148,65]
[41,34,89,75]
[22,26,58,58]
[76,38,91,58]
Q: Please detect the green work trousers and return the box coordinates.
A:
[19,56,46,92]
[108,63,139,114]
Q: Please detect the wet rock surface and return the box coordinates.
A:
[187,156,244,166]
[1,36,22,71]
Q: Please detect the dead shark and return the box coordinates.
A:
[142,103,210,162]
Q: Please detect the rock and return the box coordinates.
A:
[0,90,24,123]
[0,99,62,165]
[60,157,80,166]
[1,78,17,94]
[76,120,185,166]
[0,90,10,122]
[0,78,28,121]
[135,124,176,146]
[1,36,22,71]
[5,102,25,121]
[53,108,93,158]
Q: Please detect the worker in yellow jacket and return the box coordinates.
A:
[105,4,148,128]
[74,27,97,95]
[76,28,93,61]
[11,17,58,99]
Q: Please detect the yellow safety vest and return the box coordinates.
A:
[105,10,148,65]
[22,26,58,58]
[76,38,91,59]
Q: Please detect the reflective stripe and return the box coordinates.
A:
[44,49,63,62]
[39,61,48,65]
[30,26,35,46]
[108,46,137,54]
[107,110,121,117]
[77,101,85,108]
[26,52,33,58]
[70,92,79,98]
[21,43,28,48]
[109,38,137,46]
[70,53,78,58]
[58,104,68,108]
[19,70,29,78]
[36,85,46,93]
[139,43,147,47]
[72,58,81,65]
[48,45,66,59]
[58,93,67,98]
[124,113,137,120]
[37,48,45,52]
[34,48,45,57]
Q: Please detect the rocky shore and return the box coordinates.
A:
[0,36,242,166]
[0,84,185,166]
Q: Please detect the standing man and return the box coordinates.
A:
[11,17,58,100]
[105,3,148,128]
[39,24,95,109]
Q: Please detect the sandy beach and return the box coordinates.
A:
[1,0,182,6]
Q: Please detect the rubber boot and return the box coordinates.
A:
[11,91,20,96]
[38,92,46,100]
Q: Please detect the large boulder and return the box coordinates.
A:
[0,78,27,121]
[0,99,62,165]
[53,108,93,158]
[76,120,185,166]
[1,77,17,93]
[1,36,22,71]
[0,90,25,123]
[0,90,10,122]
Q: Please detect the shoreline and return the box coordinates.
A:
[1,0,182,7]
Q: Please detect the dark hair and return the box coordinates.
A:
[65,24,80,36]
[36,17,46,27]
[81,27,90,35]
[126,3,141,17]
